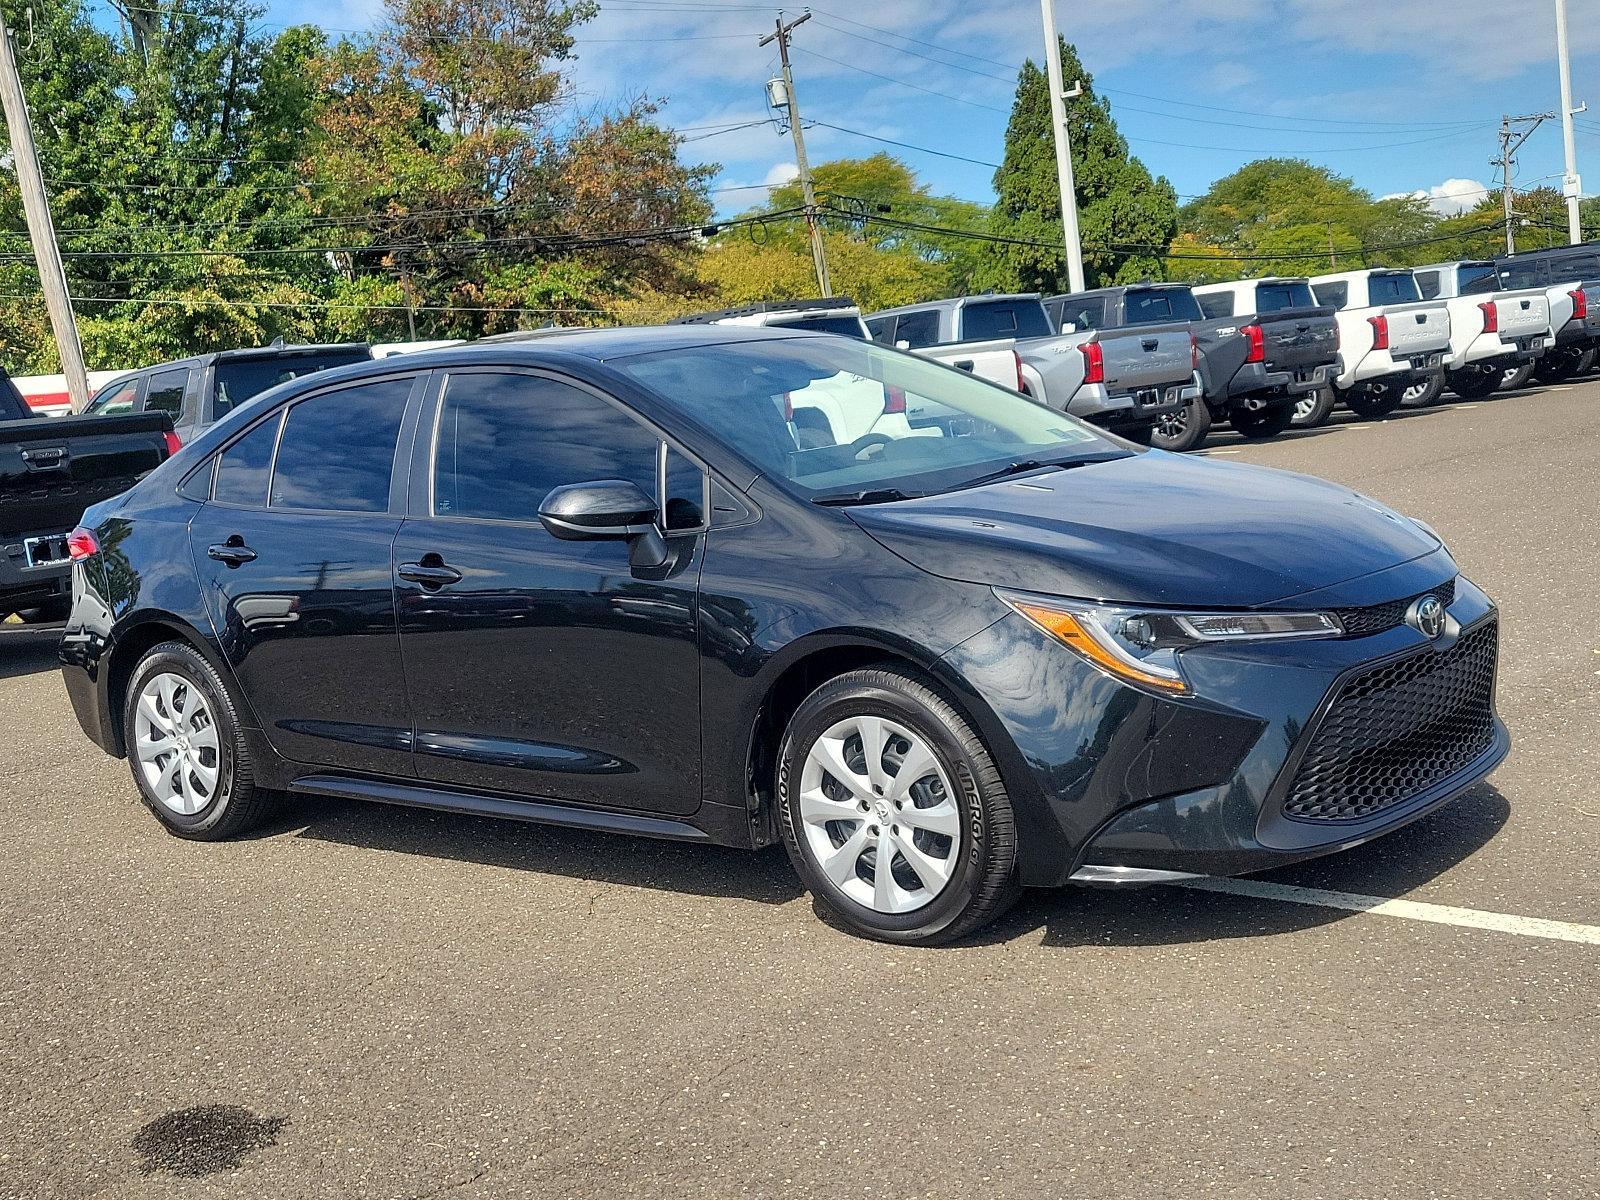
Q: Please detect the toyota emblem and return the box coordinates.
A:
[1408,594,1446,640]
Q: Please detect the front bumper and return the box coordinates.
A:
[941,558,1507,886]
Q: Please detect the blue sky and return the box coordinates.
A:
[270,0,1600,219]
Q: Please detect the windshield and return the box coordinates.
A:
[213,349,370,416]
[1255,281,1316,312]
[1124,288,1203,324]
[961,299,1055,341]
[614,337,1117,501]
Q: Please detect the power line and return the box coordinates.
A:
[806,121,1001,169]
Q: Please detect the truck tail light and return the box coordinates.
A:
[1479,300,1498,333]
[66,527,99,562]
[882,385,907,415]
[1242,323,1265,364]
[1190,332,1200,372]
[163,430,182,457]
[1080,340,1104,385]
[1368,315,1390,351]
[1571,288,1588,321]
[1014,350,1026,393]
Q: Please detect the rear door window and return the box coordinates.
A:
[1061,297,1106,330]
[1312,281,1348,309]
[1123,288,1203,324]
[865,316,896,343]
[145,368,191,417]
[1457,264,1501,295]
[88,377,141,415]
[1367,273,1421,305]
[1544,253,1600,283]
[1196,292,1233,319]
[1254,281,1316,312]
[1414,271,1441,300]
[269,378,411,512]
[961,300,1053,340]
[1497,260,1545,289]
[893,309,940,349]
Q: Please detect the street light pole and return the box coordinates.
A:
[1554,0,1584,244]
[1038,0,1085,292]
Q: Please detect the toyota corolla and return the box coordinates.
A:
[58,327,1508,943]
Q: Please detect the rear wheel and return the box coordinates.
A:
[1400,373,1446,407]
[1345,381,1406,420]
[1446,364,1502,400]
[1534,347,1584,383]
[1148,398,1212,452]
[1501,362,1535,391]
[1229,402,1295,440]
[122,641,271,840]
[1290,388,1335,429]
[777,668,1020,945]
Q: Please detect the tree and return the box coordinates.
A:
[979,40,1178,292]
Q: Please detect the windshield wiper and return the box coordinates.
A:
[811,487,921,507]
[952,452,1128,492]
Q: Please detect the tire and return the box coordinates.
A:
[776,668,1021,945]
[1344,381,1405,420]
[1501,363,1535,391]
[1445,364,1502,400]
[1578,346,1599,375]
[1229,402,1295,440]
[1400,373,1446,407]
[1534,347,1583,384]
[1290,388,1335,429]
[122,641,271,840]
[1148,398,1212,452]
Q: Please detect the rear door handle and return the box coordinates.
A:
[398,558,463,588]
[207,538,257,566]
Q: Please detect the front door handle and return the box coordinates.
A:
[398,556,463,588]
[207,537,257,567]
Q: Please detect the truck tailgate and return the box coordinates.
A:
[0,412,172,535]
[1492,289,1550,340]
[1382,302,1451,355]
[1256,307,1339,372]
[1094,323,1194,392]
[916,339,1019,389]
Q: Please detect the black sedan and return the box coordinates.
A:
[58,326,1508,943]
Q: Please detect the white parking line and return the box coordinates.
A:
[1175,877,1600,946]
[1204,448,1241,455]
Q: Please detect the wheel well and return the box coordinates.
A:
[105,620,210,755]
[745,644,929,845]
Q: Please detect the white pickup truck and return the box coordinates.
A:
[1495,244,1600,384]
[1308,269,1452,418]
[672,299,1022,448]
[1411,260,1552,399]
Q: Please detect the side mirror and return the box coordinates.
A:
[538,479,658,541]
[894,340,911,351]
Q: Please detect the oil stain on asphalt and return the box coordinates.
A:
[132,1105,287,1177]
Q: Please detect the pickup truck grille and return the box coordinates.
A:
[1331,579,1455,638]
[1282,620,1497,822]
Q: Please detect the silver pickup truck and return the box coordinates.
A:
[865,294,1201,443]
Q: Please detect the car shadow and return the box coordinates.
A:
[281,791,804,906]
[0,627,63,681]
[968,782,1512,949]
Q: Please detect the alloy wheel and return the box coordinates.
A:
[134,672,221,816]
[797,715,961,914]
[1154,408,1188,439]
[1293,394,1319,420]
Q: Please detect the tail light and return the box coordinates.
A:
[1368,315,1390,351]
[1189,333,1200,372]
[1479,300,1498,334]
[1014,350,1026,393]
[1571,288,1588,321]
[163,430,182,457]
[1242,324,1265,364]
[66,527,98,562]
[781,392,794,422]
[882,384,907,415]
[1080,340,1105,385]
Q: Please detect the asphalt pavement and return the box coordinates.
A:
[2,380,1597,1199]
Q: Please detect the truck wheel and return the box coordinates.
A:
[1291,388,1335,428]
[776,668,1021,945]
[1577,347,1599,374]
[1400,374,1445,407]
[1534,347,1582,384]
[1501,363,1535,391]
[122,641,272,841]
[1346,382,1406,420]
[1149,399,1212,452]
[1446,365,1502,400]
[1230,402,1294,440]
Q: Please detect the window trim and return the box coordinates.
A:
[417,364,712,536]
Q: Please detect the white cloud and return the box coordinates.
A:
[1382,178,1493,215]
[764,162,799,186]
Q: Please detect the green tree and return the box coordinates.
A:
[979,40,1178,292]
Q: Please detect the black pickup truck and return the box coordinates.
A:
[1,375,176,620]
[1047,282,1339,452]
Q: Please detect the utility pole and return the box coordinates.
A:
[761,12,831,297]
[1493,111,1558,255]
[0,10,90,411]
[1554,0,1585,243]
[1039,0,1085,293]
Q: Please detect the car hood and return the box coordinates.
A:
[846,450,1443,608]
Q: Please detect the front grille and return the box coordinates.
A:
[1333,578,1456,639]
[1282,620,1498,822]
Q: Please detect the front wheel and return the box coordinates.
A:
[1148,398,1213,452]
[1291,388,1335,428]
[1229,402,1295,440]
[777,668,1020,944]
[1344,381,1406,420]
[122,641,271,840]
[1446,364,1502,400]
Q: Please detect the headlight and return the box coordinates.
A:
[998,591,1342,696]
